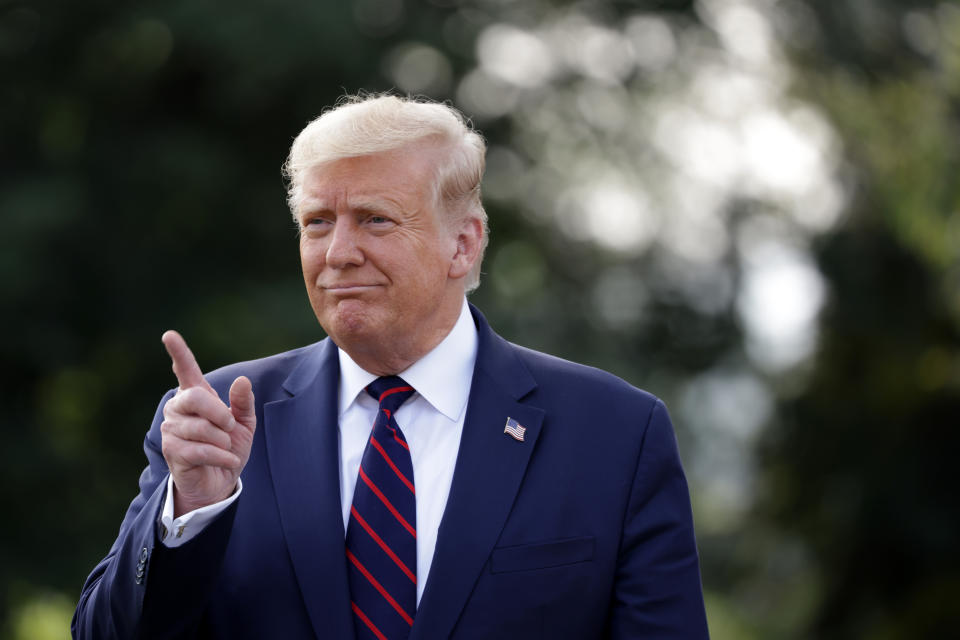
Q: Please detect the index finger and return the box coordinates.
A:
[162,330,207,390]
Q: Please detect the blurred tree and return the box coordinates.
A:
[755,1,960,637]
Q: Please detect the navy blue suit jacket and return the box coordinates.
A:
[73,306,709,639]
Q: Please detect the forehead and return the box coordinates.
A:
[298,146,441,214]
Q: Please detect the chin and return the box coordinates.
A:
[320,302,381,344]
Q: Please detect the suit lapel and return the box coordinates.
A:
[411,307,545,640]
[263,340,355,640]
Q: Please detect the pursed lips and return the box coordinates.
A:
[321,283,383,294]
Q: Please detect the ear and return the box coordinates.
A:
[448,215,484,280]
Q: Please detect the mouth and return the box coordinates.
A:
[321,284,382,295]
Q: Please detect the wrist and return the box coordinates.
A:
[172,483,235,518]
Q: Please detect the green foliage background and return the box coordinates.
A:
[1,0,958,638]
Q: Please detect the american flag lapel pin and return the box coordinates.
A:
[504,417,526,442]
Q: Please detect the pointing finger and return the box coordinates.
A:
[162,330,209,391]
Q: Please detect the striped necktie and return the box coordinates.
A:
[346,376,417,640]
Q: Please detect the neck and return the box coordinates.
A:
[346,295,465,376]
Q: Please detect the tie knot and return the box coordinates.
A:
[366,376,415,414]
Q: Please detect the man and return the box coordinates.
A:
[73,94,709,639]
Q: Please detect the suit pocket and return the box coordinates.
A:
[490,536,595,574]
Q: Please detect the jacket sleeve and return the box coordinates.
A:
[607,399,710,638]
[72,389,238,640]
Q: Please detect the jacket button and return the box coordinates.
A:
[139,547,149,562]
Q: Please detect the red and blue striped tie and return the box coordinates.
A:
[346,376,417,640]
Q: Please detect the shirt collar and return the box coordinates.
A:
[337,298,478,422]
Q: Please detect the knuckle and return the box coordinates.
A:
[174,426,190,443]
[189,421,213,444]
[169,394,180,408]
[193,444,210,465]
[197,420,216,441]
[178,442,197,464]
[182,391,206,414]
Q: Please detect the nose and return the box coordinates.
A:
[324,218,365,269]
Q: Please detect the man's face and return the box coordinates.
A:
[297,145,476,374]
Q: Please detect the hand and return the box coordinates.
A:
[160,330,256,517]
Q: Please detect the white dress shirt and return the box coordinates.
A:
[160,298,478,604]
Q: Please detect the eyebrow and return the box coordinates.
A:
[297,197,331,214]
[350,196,400,214]
[298,195,400,218]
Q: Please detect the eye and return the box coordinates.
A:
[300,216,333,233]
[364,214,396,228]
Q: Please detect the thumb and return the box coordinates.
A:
[228,376,256,431]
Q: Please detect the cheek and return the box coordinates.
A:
[300,242,326,275]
